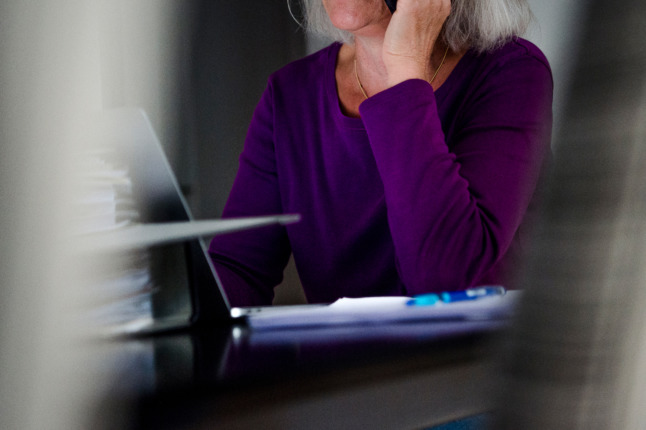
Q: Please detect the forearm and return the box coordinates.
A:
[360,77,550,294]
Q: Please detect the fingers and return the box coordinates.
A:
[383,0,451,85]
[391,0,450,47]
[395,0,450,20]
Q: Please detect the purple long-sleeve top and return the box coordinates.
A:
[209,39,553,306]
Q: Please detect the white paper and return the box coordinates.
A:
[244,291,521,331]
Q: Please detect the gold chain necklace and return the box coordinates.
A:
[354,45,450,100]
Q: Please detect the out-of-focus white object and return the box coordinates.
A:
[0,2,106,430]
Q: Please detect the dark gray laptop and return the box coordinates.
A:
[85,108,298,336]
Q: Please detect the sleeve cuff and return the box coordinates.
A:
[359,79,435,117]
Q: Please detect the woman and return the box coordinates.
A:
[209,0,553,306]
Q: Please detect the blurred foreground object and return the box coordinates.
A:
[0,2,185,429]
[0,1,106,429]
[498,1,646,428]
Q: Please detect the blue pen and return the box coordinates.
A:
[407,286,506,306]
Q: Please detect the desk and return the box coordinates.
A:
[94,323,503,429]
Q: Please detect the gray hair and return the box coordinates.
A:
[294,0,533,53]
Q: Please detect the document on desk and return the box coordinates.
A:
[244,291,521,331]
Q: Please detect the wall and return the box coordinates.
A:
[525,0,590,136]
[185,1,306,304]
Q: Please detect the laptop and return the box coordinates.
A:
[83,108,302,336]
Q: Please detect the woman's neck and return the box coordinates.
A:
[336,38,466,118]
[352,36,389,97]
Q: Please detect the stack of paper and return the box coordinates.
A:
[73,149,139,234]
[73,148,154,328]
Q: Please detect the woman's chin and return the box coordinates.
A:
[324,1,390,34]
[331,18,390,38]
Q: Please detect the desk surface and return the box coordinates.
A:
[94,322,504,429]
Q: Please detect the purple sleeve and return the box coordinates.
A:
[209,81,291,306]
[359,57,552,295]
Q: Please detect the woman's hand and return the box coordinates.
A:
[382,0,451,87]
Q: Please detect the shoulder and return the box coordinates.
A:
[441,38,554,131]
[267,42,340,88]
[496,38,551,71]
[475,38,552,82]
[450,38,553,101]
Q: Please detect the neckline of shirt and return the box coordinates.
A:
[326,42,473,130]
